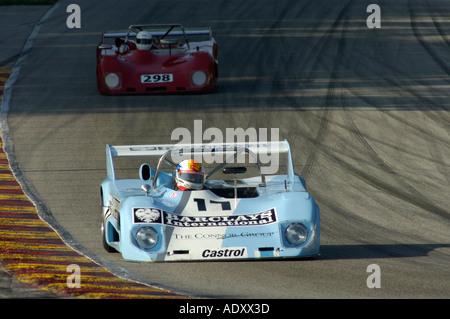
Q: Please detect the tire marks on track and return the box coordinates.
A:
[300,0,449,219]
[333,1,450,220]
[301,1,351,180]
[408,0,450,75]
[340,106,449,219]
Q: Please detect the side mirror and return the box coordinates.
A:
[139,163,151,181]
[141,184,151,197]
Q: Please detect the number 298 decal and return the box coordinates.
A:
[141,74,173,83]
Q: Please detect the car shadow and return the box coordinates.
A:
[152,243,450,265]
[316,243,450,260]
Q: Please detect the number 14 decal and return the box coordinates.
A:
[194,198,231,211]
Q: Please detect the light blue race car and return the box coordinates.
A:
[100,140,320,262]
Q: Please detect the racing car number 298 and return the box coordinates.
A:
[141,74,173,83]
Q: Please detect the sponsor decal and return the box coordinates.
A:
[202,248,246,258]
[165,209,276,227]
[109,196,121,220]
[134,208,162,223]
[174,231,275,240]
[169,192,179,198]
[133,208,277,227]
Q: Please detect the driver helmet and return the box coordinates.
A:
[175,159,206,191]
[136,31,153,50]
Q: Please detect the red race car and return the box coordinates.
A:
[96,24,218,94]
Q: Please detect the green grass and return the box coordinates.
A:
[0,0,58,5]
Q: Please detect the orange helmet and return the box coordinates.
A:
[175,159,206,191]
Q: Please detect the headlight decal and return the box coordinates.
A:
[135,226,159,250]
[191,70,208,87]
[104,73,121,89]
[281,222,309,247]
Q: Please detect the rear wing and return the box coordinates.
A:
[101,24,213,43]
[105,140,294,182]
[103,29,212,39]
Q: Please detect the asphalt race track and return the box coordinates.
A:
[3,0,450,298]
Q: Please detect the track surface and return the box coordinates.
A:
[4,0,450,298]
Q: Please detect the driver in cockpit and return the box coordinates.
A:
[174,159,206,191]
[136,31,154,50]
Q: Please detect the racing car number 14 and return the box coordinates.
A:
[141,74,173,83]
